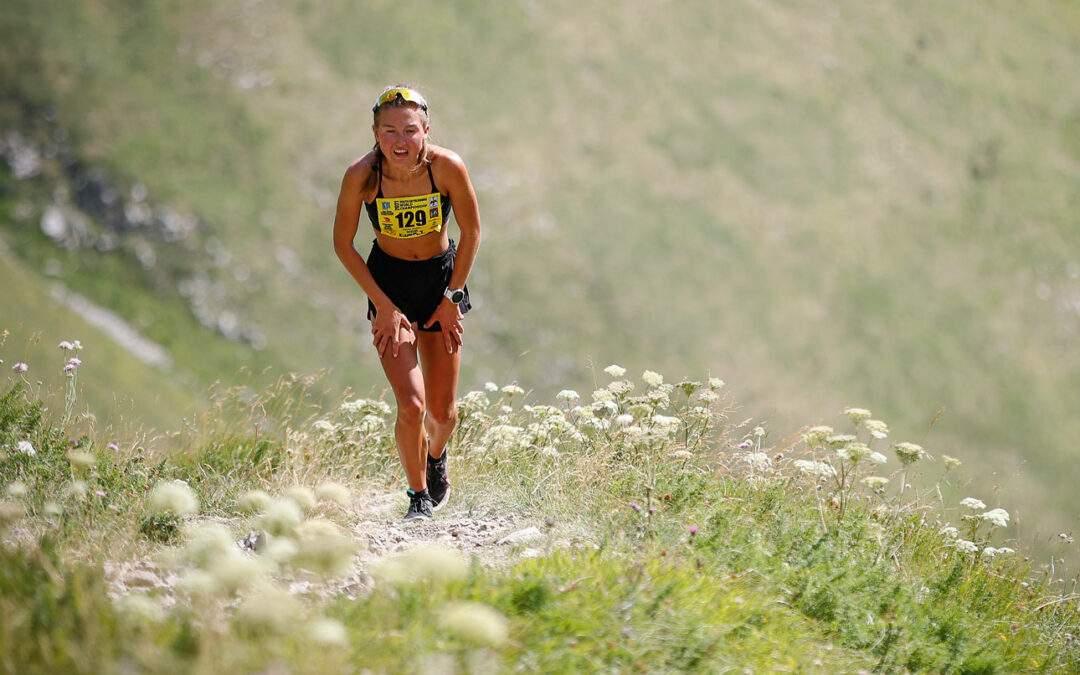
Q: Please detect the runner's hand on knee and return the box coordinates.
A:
[424,300,464,354]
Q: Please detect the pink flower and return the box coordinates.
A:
[106,442,119,452]
[12,362,28,373]
[688,525,699,536]
[58,341,75,350]
[94,490,106,497]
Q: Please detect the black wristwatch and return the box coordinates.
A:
[444,287,466,304]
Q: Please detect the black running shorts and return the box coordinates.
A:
[366,239,471,332]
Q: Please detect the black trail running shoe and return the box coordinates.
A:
[427,451,450,511]
[403,490,433,522]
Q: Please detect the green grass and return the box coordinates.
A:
[1,364,1078,673]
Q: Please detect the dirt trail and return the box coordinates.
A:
[105,490,545,602]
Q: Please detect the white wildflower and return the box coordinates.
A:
[843,408,872,425]
[826,434,856,448]
[591,389,615,403]
[16,440,35,456]
[959,497,986,510]
[893,442,928,466]
[864,419,889,439]
[312,420,338,434]
[149,480,199,516]
[501,384,525,396]
[952,539,979,554]
[642,370,664,388]
[12,362,28,373]
[753,426,766,438]
[708,377,725,389]
[745,452,772,472]
[868,452,888,465]
[793,460,836,477]
[840,442,872,462]
[979,508,1010,529]
[939,525,960,539]
[603,364,627,378]
[942,455,962,470]
[556,389,580,403]
[484,381,499,392]
[437,602,509,647]
[802,426,834,447]
[651,414,680,431]
[613,414,634,428]
[861,476,889,490]
[670,450,693,460]
[698,390,719,403]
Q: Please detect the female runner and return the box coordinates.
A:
[333,86,481,521]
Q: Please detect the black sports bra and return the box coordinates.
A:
[364,163,453,240]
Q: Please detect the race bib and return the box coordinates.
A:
[376,192,444,239]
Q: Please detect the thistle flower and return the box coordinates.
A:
[16,440,35,456]
[864,419,889,439]
[959,497,987,510]
[861,476,889,490]
[315,482,351,506]
[437,602,509,647]
[893,442,928,466]
[979,508,1010,528]
[801,426,834,447]
[12,362,28,373]
[106,442,120,452]
[642,370,664,388]
[284,486,317,513]
[942,455,962,470]
[688,525,699,535]
[149,480,199,516]
[308,618,348,648]
[604,364,627,378]
[238,489,272,513]
[843,408,872,426]
[556,389,580,402]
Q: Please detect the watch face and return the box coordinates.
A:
[449,289,466,304]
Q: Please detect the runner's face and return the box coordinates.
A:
[373,107,429,168]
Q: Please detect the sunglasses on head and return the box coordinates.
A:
[372,88,428,112]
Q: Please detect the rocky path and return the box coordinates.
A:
[104,490,549,603]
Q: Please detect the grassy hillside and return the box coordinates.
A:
[2,1,1079,549]
[1,364,1078,672]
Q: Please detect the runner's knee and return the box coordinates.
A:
[396,396,426,426]
[426,401,457,427]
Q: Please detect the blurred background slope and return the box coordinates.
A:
[1,0,1078,545]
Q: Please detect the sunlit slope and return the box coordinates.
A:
[0,251,195,431]
[1,0,1079,539]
